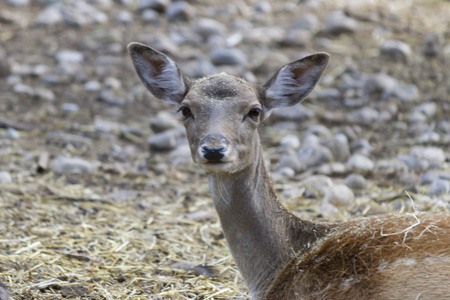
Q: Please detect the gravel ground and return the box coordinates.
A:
[0,0,449,299]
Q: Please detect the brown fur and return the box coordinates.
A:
[267,213,450,299]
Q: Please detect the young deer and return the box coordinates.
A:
[128,42,450,299]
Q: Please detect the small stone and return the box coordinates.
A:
[380,40,412,63]
[114,10,134,24]
[84,80,102,91]
[280,134,300,149]
[53,156,95,174]
[291,13,319,33]
[148,127,185,151]
[193,18,227,40]
[32,64,50,77]
[344,173,367,190]
[137,0,169,12]
[55,50,84,63]
[349,107,379,123]
[323,184,355,207]
[61,103,79,113]
[270,104,314,121]
[408,111,427,124]
[141,9,159,23]
[210,47,247,66]
[316,162,346,175]
[297,144,333,168]
[428,179,450,196]
[254,1,272,13]
[94,119,122,133]
[277,153,304,173]
[104,77,121,90]
[363,73,398,100]
[300,175,334,196]
[396,154,429,171]
[420,171,446,185]
[350,139,373,156]
[150,111,179,133]
[323,11,359,35]
[411,146,445,167]
[0,171,12,184]
[391,84,420,102]
[166,1,194,22]
[5,128,20,139]
[282,28,312,47]
[13,83,34,96]
[346,153,374,172]
[34,87,55,101]
[413,102,437,118]
[313,88,341,101]
[423,33,441,57]
[276,167,296,177]
[306,124,332,138]
[35,6,63,26]
[321,133,350,162]
[169,144,192,166]
[8,0,29,6]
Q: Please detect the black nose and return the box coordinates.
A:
[202,146,225,161]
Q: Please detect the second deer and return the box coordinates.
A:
[128,42,450,300]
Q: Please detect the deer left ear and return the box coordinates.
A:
[262,53,329,114]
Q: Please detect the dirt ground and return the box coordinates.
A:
[0,0,449,299]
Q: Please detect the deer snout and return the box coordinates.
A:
[200,134,230,162]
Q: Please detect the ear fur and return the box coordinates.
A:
[128,42,189,104]
[262,53,329,113]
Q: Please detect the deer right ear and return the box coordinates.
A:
[128,42,189,104]
[262,53,329,114]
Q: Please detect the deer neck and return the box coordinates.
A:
[207,143,331,297]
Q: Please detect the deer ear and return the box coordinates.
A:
[128,42,189,104]
[262,53,329,113]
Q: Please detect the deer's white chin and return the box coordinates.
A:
[198,161,239,174]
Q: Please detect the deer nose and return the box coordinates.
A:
[202,146,225,161]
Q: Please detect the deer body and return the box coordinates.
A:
[128,43,450,299]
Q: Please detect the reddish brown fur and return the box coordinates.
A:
[267,213,450,299]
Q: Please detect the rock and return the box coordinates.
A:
[35,6,63,26]
[180,59,217,79]
[316,162,346,175]
[313,88,341,101]
[8,0,29,6]
[428,179,450,196]
[323,184,355,207]
[391,84,420,102]
[53,156,95,174]
[420,171,449,185]
[94,119,122,133]
[363,73,398,100]
[5,128,20,139]
[32,64,50,77]
[60,102,79,113]
[169,144,192,166]
[321,133,350,162]
[396,154,429,171]
[277,153,304,173]
[13,83,34,96]
[275,167,296,178]
[350,139,373,156]
[104,77,121,90]
[148,127,185,151]
[141,9,159,23]
[413,102,437,118]
[297,144,333,168]
[0,56,12,78]
[291,13,319,33]
[35,87,55,101]
[306,124,332,138]
[166,1,194,22]
[410,146,446,168]
[193,18,227,40]
[349,107,379,123]
[270,104,314,121]
[210,47,247,66]
[0,171,12,184]
[254,1,272,13]
[323,11,359,35]
[380,40,412,63]
[344,173,367,190]
[423,33,441,57]
[150,111,179,133]
[282,29,312,47]
[346,153,374,172]
[280,134,300,149]
[114,10,134,24]
[137,0,169,12]
[300,175,334,196]
[84,80,102,91]
[408,111,427,124]
[55,50,84,63]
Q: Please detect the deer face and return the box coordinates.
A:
[128,43,329,174]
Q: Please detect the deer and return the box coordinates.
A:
[128,42,450,300]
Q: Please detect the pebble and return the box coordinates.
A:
[270,105,315,122]
[169,144,192,166]
[411,146,446,168]
[346,153,374,171]
[13,83,34,96]
[380,40,412,63]
[291,13,319,33]
[306,124,332,138]
[5,128,20,139]
[141,9,160,23]
[34,87,55,101]
[344,173,367,190]
[349,107,379,123]
[53,156,95,174]
[8,0,29,6]
[297,144,333,168]
[321,133,350,162]
[396,154,429,171]
[84,80,102,91]
[323,184,355,207]
[61,102,79,113]
[391,84,420,102]
[350,139,373,156]
[166,1,194,22]
[282,28,312,47]
[277,153,304,173]
[313,88,341,101]
[254,1,272,13]
[323,11,359,35]
[420,171,446,185]
[0,171,12,184]
[137,0,169,12]
[363,73,398,100]
[193,18,227,40]
[413,102,437,118]
[148,127,185,151]
[316,162,346,175]
[300,175,334,196]
[35,6,63,25]
[423,32,441,57]
[210,47,247,66]
[55,50,84,63]
[150,111,180,133]
[114,10,134,24]
[94,119,122,133]
[428,179,450,196]
[280,134,300,149]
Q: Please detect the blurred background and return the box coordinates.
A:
[0,0,449,299]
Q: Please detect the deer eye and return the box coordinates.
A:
[247,108,261,120]
[177,106,192,119]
